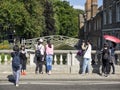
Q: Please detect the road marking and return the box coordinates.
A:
[0,81,120,86]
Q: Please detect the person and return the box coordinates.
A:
[81,40,87,51]
[11,45,22,87]
[81,40,92,75]
[109,42,116,74]
[35,39,45,74]
[20,45,27,75]
[45,39,54,75]
[101,43,110,77]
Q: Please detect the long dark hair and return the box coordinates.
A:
[47,39,52,48]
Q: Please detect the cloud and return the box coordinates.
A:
[72,5,84,10]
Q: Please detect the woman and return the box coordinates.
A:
[11,45,22,87]
[20,45,27,75]
[109,42,116,74]
[81,40,92,75]
[101,43,110,77]
[45,39,54,75]
[35,39,45,74]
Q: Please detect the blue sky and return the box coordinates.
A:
[62,0,103,10]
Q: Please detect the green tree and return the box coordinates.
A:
[0,0,45,39]
[53,1,83,37]
[43,0,56,35]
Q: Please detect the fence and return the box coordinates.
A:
[0,50,120,74]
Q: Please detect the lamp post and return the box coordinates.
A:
[13,30,16,45]
[83,13,87,41]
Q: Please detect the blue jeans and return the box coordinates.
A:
[12,65,21,84]
[82,58,90,74]
[46,55,53,71]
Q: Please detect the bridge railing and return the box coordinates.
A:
[0,50,120,65]
[0,50,120,73]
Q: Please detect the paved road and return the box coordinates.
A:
[0,80,120,90]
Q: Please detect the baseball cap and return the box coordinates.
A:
[39,39,43,42]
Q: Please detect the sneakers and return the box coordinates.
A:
[21,72,26,75]
[112,72,115,74]
[23,72,26,75]
[15,84,19,87]
[48,71,51,75]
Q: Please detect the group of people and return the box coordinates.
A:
[101,42,116,77]
[80,40,116,77]
[11,39,54,87]
[35,39,54,75]
[11,38,117,87]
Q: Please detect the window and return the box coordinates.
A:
[108,9,112,24]
[103,11,107,25]
[116,3,120,22]
[94,21,96,31]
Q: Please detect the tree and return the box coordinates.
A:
[0,0,45,39]
[43,0,56,35]
[53,1,83,37]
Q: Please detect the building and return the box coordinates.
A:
[102,0,120,49]
[79,0,103,49]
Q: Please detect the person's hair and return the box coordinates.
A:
[38,42,41,45]
[21,45,25,51]
[86,40,91,44]
[104,43,108,47]
[47,39,52,48]
[13,45,19,52]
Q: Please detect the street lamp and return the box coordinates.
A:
[13,30,16,45]
[83,13,87,41]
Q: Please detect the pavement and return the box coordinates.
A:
[0,72,120,82]
[0,65,120,82]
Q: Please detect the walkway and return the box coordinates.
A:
[0,72,120,82]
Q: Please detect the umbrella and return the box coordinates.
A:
[103,35,120,43]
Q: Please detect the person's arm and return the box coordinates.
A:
[11,52,14,58]
[81,43,87,50]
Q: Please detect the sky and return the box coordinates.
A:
[62,0,103,10]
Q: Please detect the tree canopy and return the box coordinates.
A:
[0,0,83,42]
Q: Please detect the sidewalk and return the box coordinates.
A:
[0,72,120,81]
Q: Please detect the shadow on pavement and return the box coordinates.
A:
[7,74,15,84]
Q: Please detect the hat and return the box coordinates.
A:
[39,39,43,42]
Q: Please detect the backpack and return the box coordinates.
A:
[12,52,20,70]
[103,53,109,59]
[35,50,41,57]
[103,49,109,59]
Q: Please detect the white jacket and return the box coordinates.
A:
[36,44,45,55]
[83,44,92,59]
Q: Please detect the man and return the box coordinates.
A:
[81,40,92,75]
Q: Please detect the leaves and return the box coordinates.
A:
[0,0,83,41]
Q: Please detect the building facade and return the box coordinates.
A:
[79,0,120,49]
[80,0,103,49]
[102,0,120,49]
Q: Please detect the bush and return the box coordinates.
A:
[0,40,10,50]
[1,53,5,63]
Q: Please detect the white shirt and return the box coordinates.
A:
[36,44,45,55]
[83,44,92,59]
